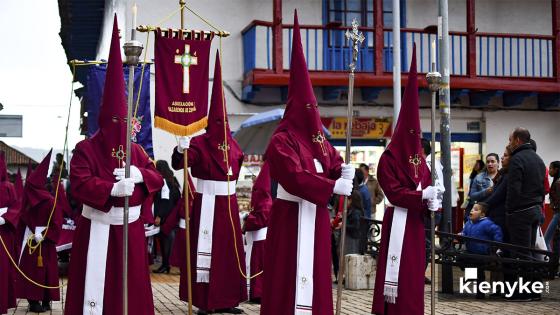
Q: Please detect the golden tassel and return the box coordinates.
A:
[37,245,43,267]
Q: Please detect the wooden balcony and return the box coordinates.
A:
[241,18,560,109]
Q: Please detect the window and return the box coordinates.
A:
[327,0,374,27]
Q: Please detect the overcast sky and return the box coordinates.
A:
[0,0,83,158]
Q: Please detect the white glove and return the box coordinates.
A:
[341,164,355,181]
[34,233,44,243]
[427,197,439,211]
[113,164,144,183]
[422,186,439,200]
[0,217,5,226]
[177,136,191,153]
[333,178,353,196]
[110,178,135,197]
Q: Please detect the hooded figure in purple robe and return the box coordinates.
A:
[64,15,163,315]
[371,48,441,315]
[243,161,272,302]
[171,53,247,314]
[16,149,63,313]
[0,152,19,315]
[259,11,354,315]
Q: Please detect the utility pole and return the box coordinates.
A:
[392,0,401,128]
[438,0,454,294]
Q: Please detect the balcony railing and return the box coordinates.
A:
[242,20,556,79]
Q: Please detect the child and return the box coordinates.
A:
[462,202,503,254]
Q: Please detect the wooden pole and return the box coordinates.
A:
[178,3,194,315]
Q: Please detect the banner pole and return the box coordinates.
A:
[179,2,194,315]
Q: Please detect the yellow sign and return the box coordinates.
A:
[321,117,392,139]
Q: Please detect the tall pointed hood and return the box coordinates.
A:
[23,149,53,211]
[205,52,240,173]
[26,149,52,189]
[275,10,328,164]
[385,46,425,185]
[0,151,7,182]
[95,14,128,166]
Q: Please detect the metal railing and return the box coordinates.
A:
[242,20,556,79]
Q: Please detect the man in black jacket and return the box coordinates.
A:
[505,127,546,301]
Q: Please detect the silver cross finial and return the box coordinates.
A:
[345,19,365,73]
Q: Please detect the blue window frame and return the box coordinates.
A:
[322,0,406,72]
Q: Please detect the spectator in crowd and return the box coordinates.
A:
[529,139,550,225]
[468,160,485,191]
[329,194,344,283]
[354,169,372,219]
[485,146,513,234]
[464,160,485,208]
[153,160,181,274]
[462,202,503,254]
[50,153,68,180]
[359,163,384,217]
[465,154,499,222]
[544,161,560,251]
[344,189,365,255]
[505,127,546,301]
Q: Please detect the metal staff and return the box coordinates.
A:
[179,1,194,315]
[426,46,442,315]
[335,19,364,315]
[122,29,143,315]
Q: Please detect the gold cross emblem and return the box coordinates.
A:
[217,142,230,162]
[111,145,126,168]
[312,132,328,156]
[409,154,421,178]
[174,44,198,94]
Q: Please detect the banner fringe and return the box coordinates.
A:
[154,116,208,136]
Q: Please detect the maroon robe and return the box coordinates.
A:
[261,11,344,315]
[371,153,430,315]
[244,162,272,300]
[372,46,431,315]
[160,177,194,285]
[64,142,163,315]
[171,134,247,310]
[16,150,62,302]
[261,133,342,315]
[65,15,164,315]
[0,156,18,314]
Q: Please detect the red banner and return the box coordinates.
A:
[154,30,212,136]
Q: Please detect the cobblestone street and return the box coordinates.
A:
[7,265,560,315]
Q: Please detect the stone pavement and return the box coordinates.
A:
[7,265,560,315]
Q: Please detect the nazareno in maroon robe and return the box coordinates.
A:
[372,47,432,315]
[170,53,247,311]
[16,149,63,302]
[244,161,272,301]
[261,11,344,315]
[64,15,163,315]
[160,175,194,284]
[0,152,18,314]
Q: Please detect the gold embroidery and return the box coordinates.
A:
[409,154,421,178]
[312,132,328,156]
